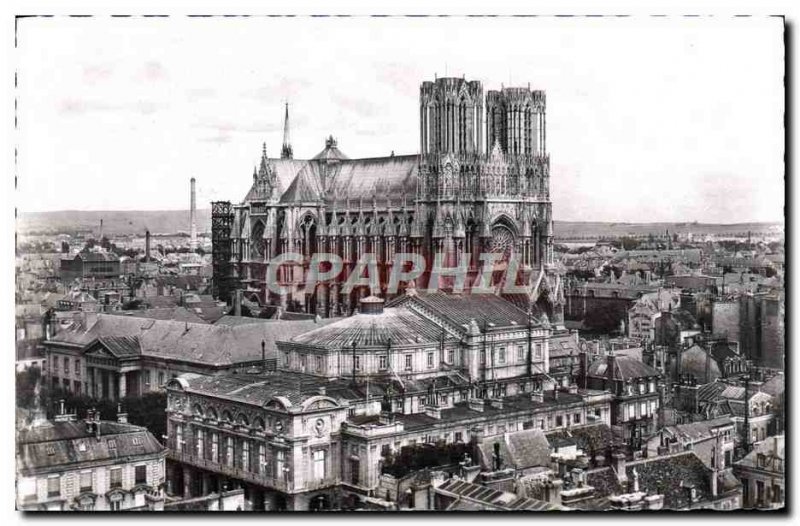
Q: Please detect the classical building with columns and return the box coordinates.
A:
[214,76,563,321]
[42,312,335,401]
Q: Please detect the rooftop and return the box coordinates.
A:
[17,419,165,473]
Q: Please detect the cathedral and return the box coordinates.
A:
[212,76,565,322]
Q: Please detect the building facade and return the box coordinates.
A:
[16,410,166,511]
[163,295,613,511]
[213,77,562,322]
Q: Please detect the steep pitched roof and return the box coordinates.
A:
[17,420,165,474]
[587,355,661,380]
[478,429,551,471]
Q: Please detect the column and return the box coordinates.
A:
[183,467,193,498]
[119,372,127,399]
[201,472,211,496]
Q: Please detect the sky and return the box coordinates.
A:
[14,15,785,223]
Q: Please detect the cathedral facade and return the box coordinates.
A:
[214,76,564,321]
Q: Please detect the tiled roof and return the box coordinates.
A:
[545,423,621,454]
[548,333,579,358]
[478,429,551,471]
[110,307,210,324]
[626,452,713,509]
[435,478,564,511]
[95,336,142,358]
[587,355,661,380]
[17,420,164,473]
[49,314,336,367]
[663,417,735,443]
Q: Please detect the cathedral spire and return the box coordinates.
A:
[281,102,293,159]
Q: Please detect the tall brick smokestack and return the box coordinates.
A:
[190,177,197,250]
[145,230,151,262]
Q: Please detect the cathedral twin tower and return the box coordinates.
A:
[214,76,562,322]
[420,77,547,158]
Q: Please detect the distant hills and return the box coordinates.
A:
[17,209,783,239]
[18,209,212,236]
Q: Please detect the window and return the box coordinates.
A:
[517,345,524,362]
[427,352,434,368]
[143,370,151,387]
[53,357,59,373]
[196,428,204,458]
[455,431,463,443]
[480,351,486,364]
[176,424,184,452]
[63,357,69,376]
[354,355,361,371]
[226,437,234,467]
[534,344,542,359]
[211,433,219,462]
[316,355,323,371]
[447,349,454,364]
[46,445,55,456]
[404,354,412,370]
[47,476,61,497]
[107,439,117,450]
[312,449,326,480]
[574,413,581,424]
[258,444,266,474]
[498,347,506,364]
[639,383,646,394]
[649,381,656,393]
[75,359,80,376]
[110,468,122,489]
[80,471,92,492]
[640,402,647,417]
[158,372,165,387]
[242,440,250,470]
[379,355,388,370]
[276,450,286,478]
[556,415,563,427]
[135,465,147,485]
[283,352,290,367]
[110,500,121,511]
[300,355,307,369]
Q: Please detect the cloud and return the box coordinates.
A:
[138,61,168,82]
[199,134,232,144]
[192,114,309,135]
[186,87,217,100]
[330,92,381,118]
[243,77,313,101]
[82,64,113,84]
[58,98,165,116]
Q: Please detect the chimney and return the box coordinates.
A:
[606,352,617,383]
[261,340,267,370]
[544,479,563,505]
[145,230,151,262]
[234,289,242,317]
[612,451,627,484]
[190,177,198,251]
[85,409,95,434]
[116,403,128,424]
[579,351,588,389]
